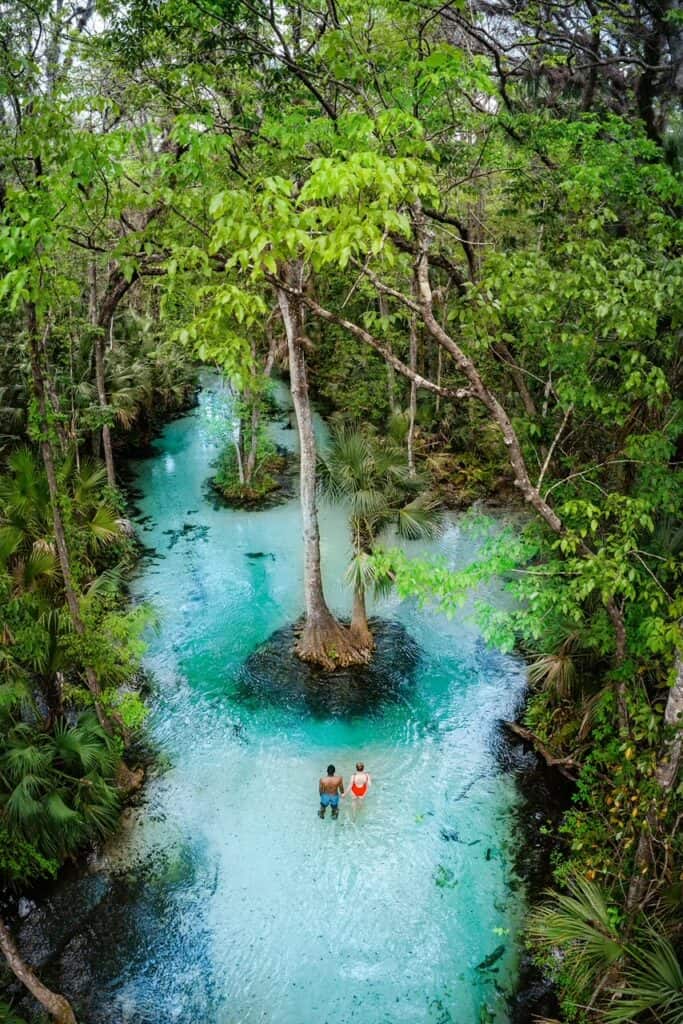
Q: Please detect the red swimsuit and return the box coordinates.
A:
[351,773,368,797]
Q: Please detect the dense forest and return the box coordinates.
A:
[0,1,681,1023]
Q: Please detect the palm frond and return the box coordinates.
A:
[87,505,122,547]
[528,875,623,1000]
[395,496,444,541]
[23,548,58,589]
[52,716,116,774]
[72,459,108,497]
[2,738,52,782]
[4,776,47,824]
[43,790,80,828]
[0,525,23,563]
[345,551,377,592]
[84,563,126,600]
[604,931,683,1024]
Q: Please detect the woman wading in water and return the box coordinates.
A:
[348,762,371,801]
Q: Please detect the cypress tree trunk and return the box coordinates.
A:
[0,916,77,1024]
[276,265,370,669]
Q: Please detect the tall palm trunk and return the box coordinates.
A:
[350,583,374,651]
[0,915,77,1024]
[276,265,369,668]
[88,262,116,488]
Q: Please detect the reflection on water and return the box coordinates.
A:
[20,376,527,1024]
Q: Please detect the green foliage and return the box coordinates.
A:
[529,877,683,1024]
[529,875,624,1004]
[604,931,683,1024]
[0,2,681,1019]
[0,1000,29,1024]
[212,437,286,506]
[320,423,442,600]
[0,700,120,885]
[0,825,58,887]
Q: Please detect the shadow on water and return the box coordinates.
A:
[235,618,421,719]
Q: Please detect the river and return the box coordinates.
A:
[18,375,529,1024]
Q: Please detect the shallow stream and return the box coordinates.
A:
[19,376,529,1024]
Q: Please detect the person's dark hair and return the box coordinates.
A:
[356,762,364,771]
[327,764,335,775]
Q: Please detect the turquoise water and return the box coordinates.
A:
[96,376,527,1023]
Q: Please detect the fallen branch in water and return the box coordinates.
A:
[502,721,581,781]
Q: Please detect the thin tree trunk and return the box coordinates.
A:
[244,400,258,486]
[491,340,537,417]
[232,397,245,486]
[0,916,77,1024]
[44,671,65,729]
[247,323,280,484]
[26,313,113,734]
[379,294,398,414]
[411,204,633,684]
[407,287,418,477]
[435,345,442,416]
[89,262,116,488]
[276,265,369,668]
[627,646,683,912]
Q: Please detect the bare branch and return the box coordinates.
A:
[536,403,574,491]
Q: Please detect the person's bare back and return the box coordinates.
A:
[318,764,344,818]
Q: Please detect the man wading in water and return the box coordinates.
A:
[319,764,344,819]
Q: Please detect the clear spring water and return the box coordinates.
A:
[34,376,530,1023]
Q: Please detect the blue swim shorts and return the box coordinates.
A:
[320,793,339,808]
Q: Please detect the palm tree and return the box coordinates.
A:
[0,448,122,595]
[320,424,442,648]
[1,713,119,858]
[0,693,118,1024]
[529,875,683,1022]
[528,874,624,1007]
[0,447,124,731]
